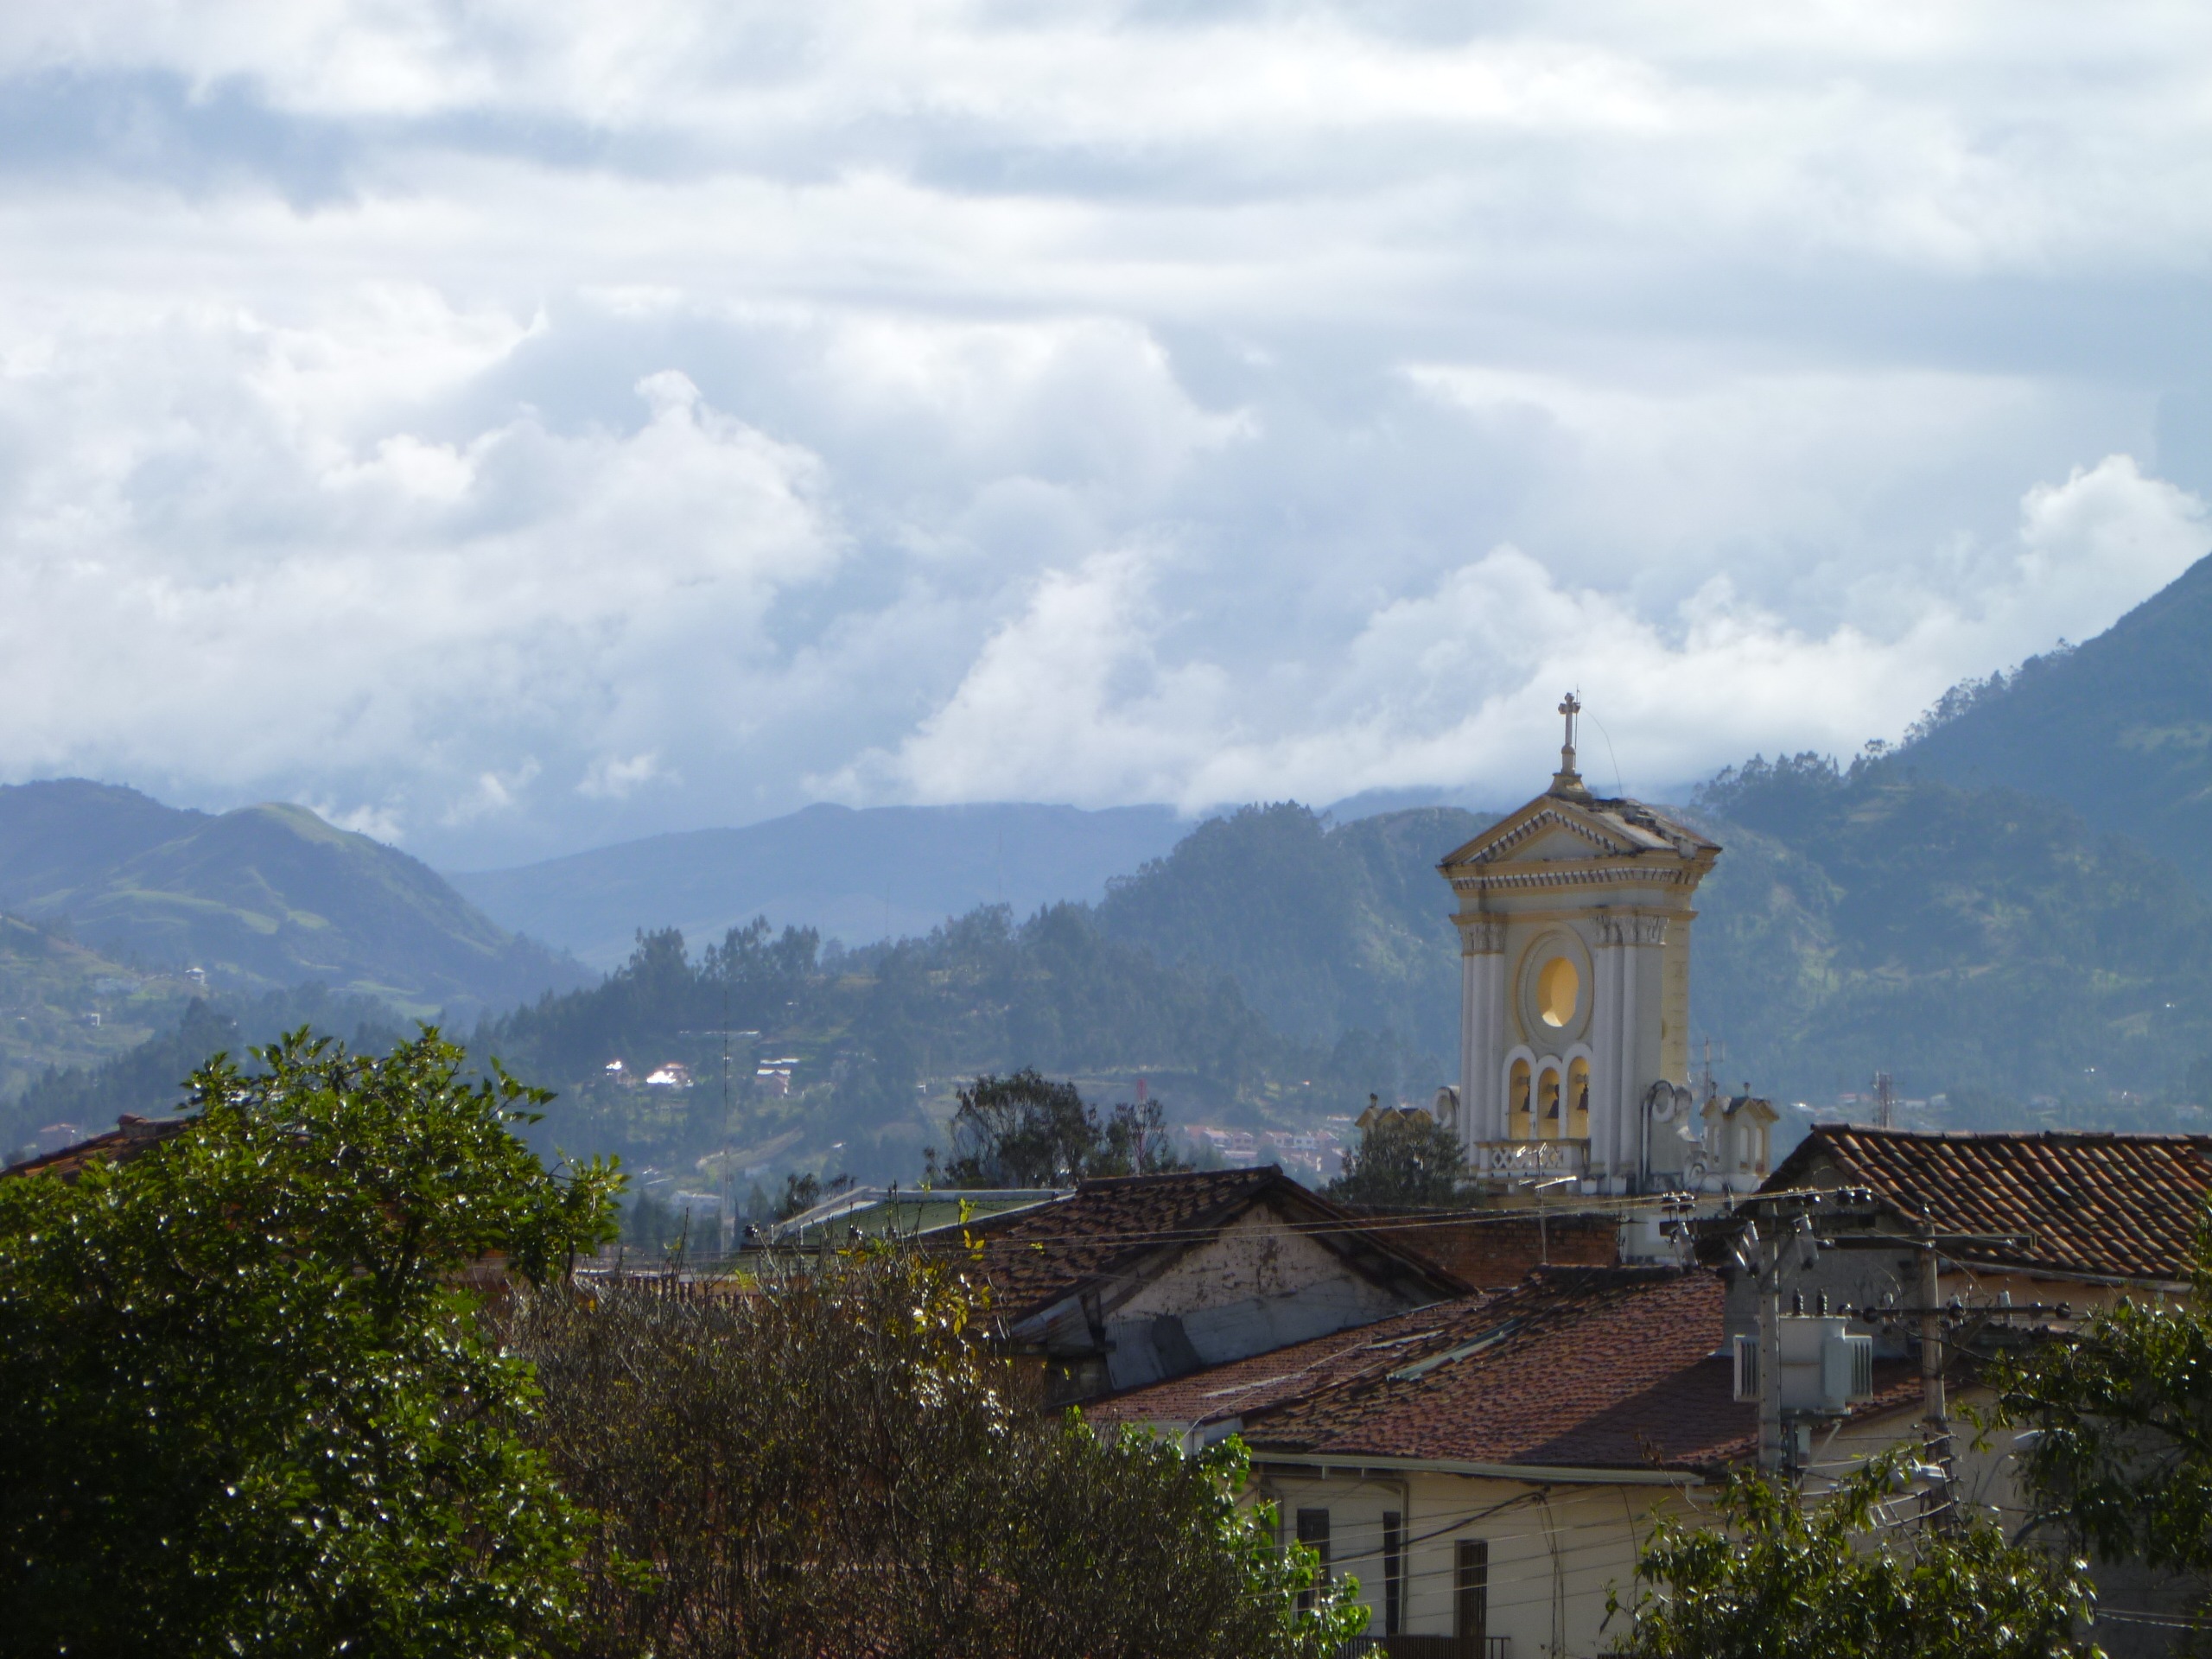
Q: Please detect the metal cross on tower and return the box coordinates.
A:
[1551,690,1586,798]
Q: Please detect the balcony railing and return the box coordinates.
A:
[1469,1138,1588,1179]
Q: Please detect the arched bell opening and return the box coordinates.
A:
[1567,1057,1591,1140]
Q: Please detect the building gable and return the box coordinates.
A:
[958,1168,1470,1401]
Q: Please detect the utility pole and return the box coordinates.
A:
[1873,1071,1896,1130]
[1758,1226,1784,1474]
[1918,1218,1946,1433]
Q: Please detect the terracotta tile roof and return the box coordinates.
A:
[1088,1293,1503,1429]
[1097,1266,1758,1473]
[947,1167,1467,1321]
[1770,1125,2212,1283]
[2,1113,188,1181]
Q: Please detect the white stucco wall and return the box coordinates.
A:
[1099,1205,1422,1389]
[1258,1467,1681,1656]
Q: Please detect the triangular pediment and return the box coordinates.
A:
[1440,791,1714,872]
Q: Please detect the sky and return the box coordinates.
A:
[0,2,2208,871]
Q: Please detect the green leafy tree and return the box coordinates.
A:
[1993,1224,2212,1641]
[510,1242,1366,1658]
[772,1167,855,1221]
[1326,1105,1467,1209]
[0,1027,621,1658]
[941,1068,1189,1186]
[1608,1451,2101,1659]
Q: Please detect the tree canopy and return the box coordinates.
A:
[508,1241,1369,1659]
[938,1068,1190,1187]
[1325,1104,1467,1210]
[1992,1225,2212,1638]
[1609,1452,2101,1659]
[0,1027,620,1658]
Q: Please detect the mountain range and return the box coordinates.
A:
[0,782,587,1068]
[10,547,2212,1176]
[448,802,1186,969]
[1899,550,2212,892]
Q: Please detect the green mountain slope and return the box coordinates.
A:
[3,984,408,1163]
[1688,755,2212,1106]
[1903,549,2212,891]
[0,780,589,1019]
[1084,781,2212,1114]
[469,906,1430,1188]
[1093,803,1493,1058]
[449,802,1187,969]
[0,915,195,1104]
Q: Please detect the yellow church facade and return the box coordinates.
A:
[1436,696,1774,1197]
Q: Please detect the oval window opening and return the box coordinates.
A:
[1537,957,1579,1027]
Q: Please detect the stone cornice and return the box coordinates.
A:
[1447,861,1704,895]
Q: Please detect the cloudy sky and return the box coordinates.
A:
[0,1,2207,869]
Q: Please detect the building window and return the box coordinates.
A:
[1537,955,1579,1027]
[1455,1539,1489,1643]
[1382,1511,1402,1635]
[1568,1056,1591,1139]
[1509,1060,1532,1140]
[1295,1508,1331,1611]
[1537,1070,1561,1140]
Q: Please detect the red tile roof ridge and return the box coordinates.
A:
[1815,1124,2212,1146]
[1771,1124,2212,1284]
[1094,1264,1727,1469]
[949,1165,1469,1321]
[3,1113,190,1180]
[1231,1266,1738,1470]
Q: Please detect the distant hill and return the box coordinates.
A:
[1903,549,2212,891]
[1085,784,2212,1115]
[0,780,588,1020]
[1092,803,1495,1059]
[2,983,408,1163]
[0,915,195,1103]
[1688,755,2212,1109]
[448,802,1187,969]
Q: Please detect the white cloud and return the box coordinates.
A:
[300,797,407,843]
[848,456,2209,811]
[0,2,2204,864]
[579,752,671,800]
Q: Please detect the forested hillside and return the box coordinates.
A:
[468,907,1441,1197]
[27,748,2212,1192]
[0,915,196,1102]
[1,982,410,1163]
[1901,550,2212,892]
[451,802,1186,969]
[1093,803,1491,1058]
[1687,754,2212,1114]
[0,780,588,1018]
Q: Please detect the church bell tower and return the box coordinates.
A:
[1436,696,1725,1195]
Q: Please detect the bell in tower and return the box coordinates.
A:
[1435,696,1731,1196]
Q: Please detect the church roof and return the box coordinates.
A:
[1437,789,1719,876]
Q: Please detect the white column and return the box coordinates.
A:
[1590,915,1626,1179]
[1458,918,1505,1151]
[1620,931,1646,1176]
[1459,946,1481,1157]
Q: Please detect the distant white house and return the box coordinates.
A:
[645,1063,692,1089]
